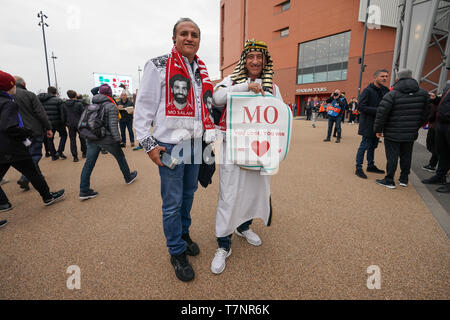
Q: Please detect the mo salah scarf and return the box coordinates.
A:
[218,39,275,132]
[165,46,215,136]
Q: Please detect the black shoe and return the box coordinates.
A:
[56,152,67,160]
[436,184,450,193]
[43,190,65,206]
[376,179,396,189]
[101,150,108,154]
[125,171,138,185]
[422,175,447,185]
[0,220,7,229]
[79,189,98,201]
[51,155,59,161]
[335,138,341,143]
[17,179,30,191]
[45,152,51,158]
[120,142,126,148]
[323,138,331,142]
[182,233,200,256]
[170,252,195,282]
[355,168,368,179]
[73,157,79,162]
[82,153,87,159]
[367,165,385,174]
[0,202,13,213]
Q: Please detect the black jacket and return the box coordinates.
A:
[116,98,134,120]
[0,91,33,164]
[374,78,429,142]
[64,99,85,128]
[437,84,450,129]
[12,85,52,137]
[90,94,121,144]
[358,83,389,137]
[38,93,65,128]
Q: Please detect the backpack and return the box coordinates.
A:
[78,103,107,140]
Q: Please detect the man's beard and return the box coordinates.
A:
[174,94,187,104]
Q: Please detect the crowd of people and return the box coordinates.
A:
[0,72,141,226]
[0,16,449,283]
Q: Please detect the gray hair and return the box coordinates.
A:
[172,18,201,43]
[397,69,413,79]
[14,76,25,87]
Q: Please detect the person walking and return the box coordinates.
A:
[79,84,137,200]
[374,69,429,189]
[134,18,216,282]
[13,76,53,191]
[38,86,67,160]
[422,92,440,172]
[63,90,87,162]
[348,97,358,124]
[117,90,135,148]
[324,89,347,143]
[0,70,65,214]
[305,97,312,120]
[311,96,320,128]
[355,69,389,179]
[422,81,450,192]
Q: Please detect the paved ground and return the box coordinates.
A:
[0,119,449,300]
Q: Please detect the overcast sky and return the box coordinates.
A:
[0,0,220,97]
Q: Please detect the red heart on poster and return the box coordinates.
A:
[251,141,270,157]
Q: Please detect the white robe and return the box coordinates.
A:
[213,76,283,238]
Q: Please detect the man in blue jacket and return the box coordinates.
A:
[355,69,389,179]
[323,89,347,143]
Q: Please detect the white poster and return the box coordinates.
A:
[93,73,133,97]
[226,92,292,175]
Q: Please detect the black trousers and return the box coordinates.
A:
[0,158,52,205]
[435,126,450,178]
[68,127,87,157]
[426,128,439,167]
[384,139,414,183]
[47,125,67,156]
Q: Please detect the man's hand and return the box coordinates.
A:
[148,145,166,167]
[248,83,265,96]
[376,133,382,138]
[46,130,53,138]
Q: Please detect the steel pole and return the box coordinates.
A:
[357,0,371,98]
[51,52,58,93]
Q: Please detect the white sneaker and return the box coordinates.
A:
[211,248,232,275]
[235,229,262,246]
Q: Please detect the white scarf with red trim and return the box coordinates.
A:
[165,46,215,139]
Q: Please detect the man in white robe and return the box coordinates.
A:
[211,39,284,275]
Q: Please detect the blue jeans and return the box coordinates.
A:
[217,220,253,251]
[327,116,341,139]
[119,118,134,144]
[21,135,45,183]
[80,142,131,193]
[356,136,379,169]
[158,141,200,256]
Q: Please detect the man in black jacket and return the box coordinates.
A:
[355,69,389,179]
[0,70,65,215]
[38,86,67,161]
[422,81,450,192]
[13,76,53,191]
[64,90,86,162]
[374,69,429,189]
